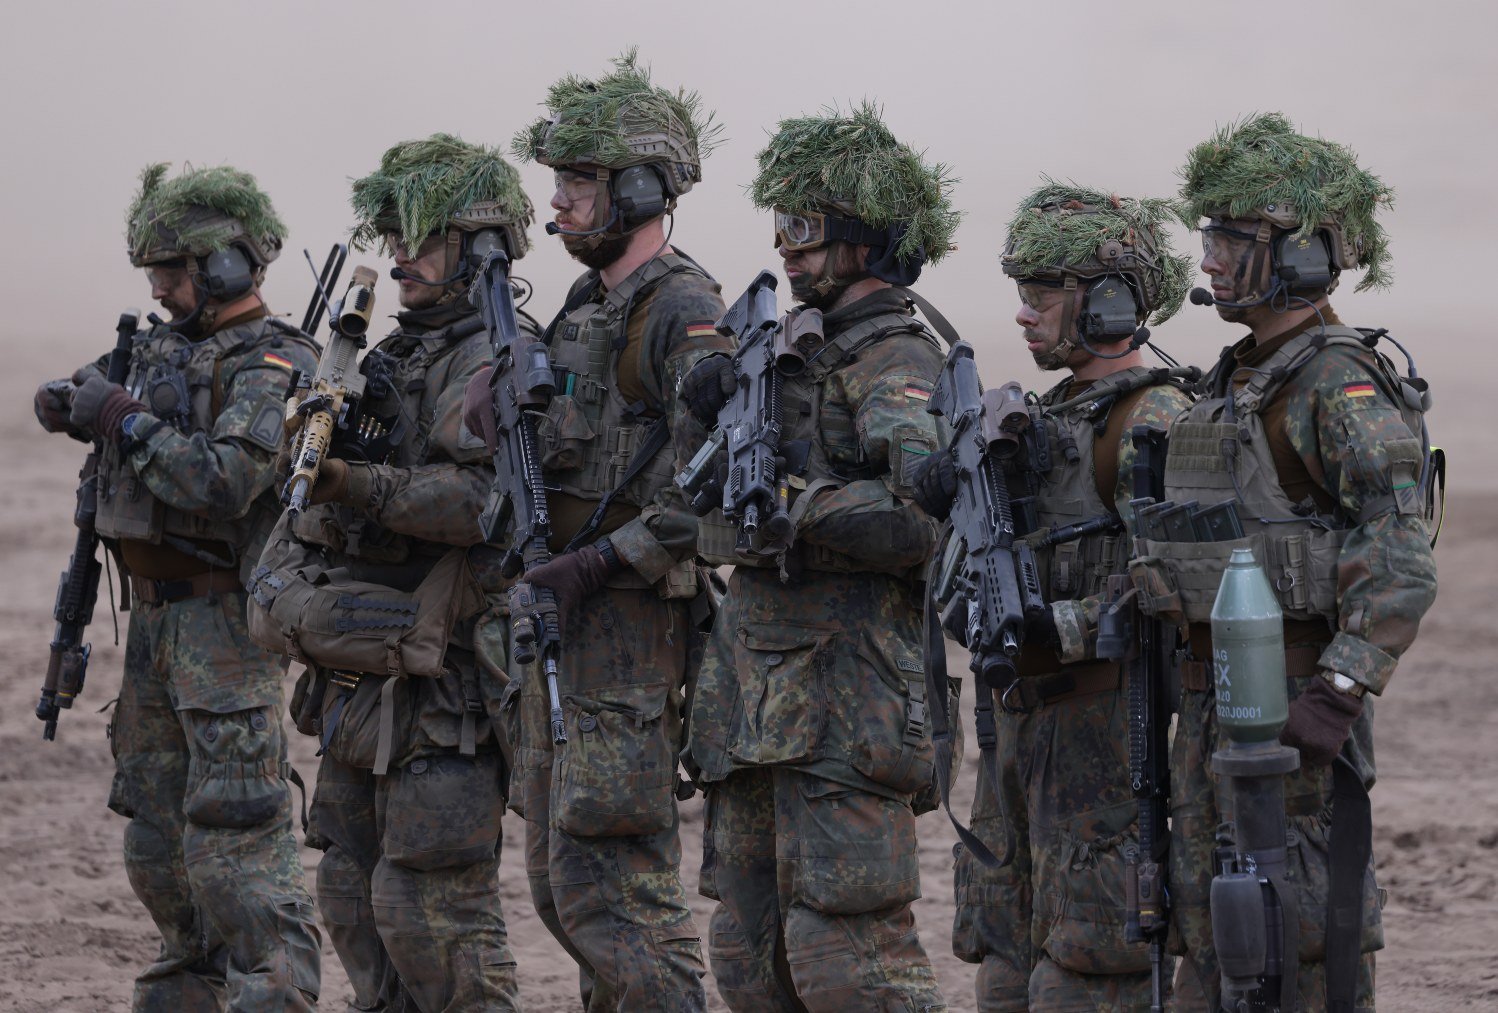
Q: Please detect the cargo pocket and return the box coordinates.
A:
[849,640,934,796]
[183,706,288,829]
[536,394,594,471]
[1035,807,1151,975]
[382,752,504,871]
[726,622,831,767]
[791,778,920,915]
[1285,802,1384,962]
[554,681,676,837]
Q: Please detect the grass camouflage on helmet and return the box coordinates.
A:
[349,133,534,259]
[750,101,960,266]
[126,162,286,268]
[512,48,719,196]
[1002,180,1194,325]
[1178,112,1394,291]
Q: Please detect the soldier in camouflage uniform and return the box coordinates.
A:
[463,52,729,1011]
[912,184,1196,1011]
[1146,113,1439,1011]
[249,135,535,1011]
[680,103,957,1012]
[32,164,322,1010]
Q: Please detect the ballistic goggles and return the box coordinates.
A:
[773,209,892,252]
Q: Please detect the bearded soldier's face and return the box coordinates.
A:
[389,233,448,311]
[145,262,199,322]
[1015,281,1080,371]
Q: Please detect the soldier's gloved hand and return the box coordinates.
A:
[69,374,146,442]
[910,450,958,520]
[1023,606,1058,648]
[462,366,499,454]
[1280,675,1363,767]
[309,458,351,505]
[679,354,736,427]
[523,539,624,628]
[35,379,80,435]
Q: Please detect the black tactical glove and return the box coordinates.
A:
[910,449,958,520]
[1023,606,1058,648]
[678,354,736,427]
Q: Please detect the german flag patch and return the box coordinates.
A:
[903,385,932,403]
[1343,382,1376,399]
[262,352,294,370]
[685,321,718,340]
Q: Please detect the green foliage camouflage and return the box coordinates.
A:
[1178,112,1394,291]
[750,102,961,265]
[349,133,533,255]
[512,48,720,169]
[1005,180,1194,324]
[126,163,286,263]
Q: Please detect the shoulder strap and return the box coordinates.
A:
[899,288,960,348]
[1234,326,1379,415]
[806,309,933,382]
[1046,366,1197,420]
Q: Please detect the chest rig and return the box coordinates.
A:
[537,254,704,517]
[1018,367,1170,601]
[291,314,487,569]
[697,306,939,571]
[1139,325,1433,626]
[95,318,307,565]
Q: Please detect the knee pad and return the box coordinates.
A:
[183,707,288,829]
[382,753,503,872]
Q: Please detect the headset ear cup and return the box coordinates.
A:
[1082,276,1140,339]
[612,165,669,230]
[201,246,255,300]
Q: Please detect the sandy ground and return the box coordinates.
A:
[1,398,1494,1010]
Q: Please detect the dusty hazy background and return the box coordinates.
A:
[1,1,1495,1009]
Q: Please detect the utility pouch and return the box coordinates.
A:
[726,622,832,766]
[554,681,676,837]
[248,545,485,678]
[536,394,594,471]
[849,637,934,796]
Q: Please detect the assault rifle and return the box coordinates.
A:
[923,340,1048,869]
[282,265,379,515]
[676,270,815,558]
[472,248,567,745]
[36,310,139,740]
[1096,425,1177,1013]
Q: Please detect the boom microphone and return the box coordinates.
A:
[390,265,468,287]
[544,207,621,238]
[1190,286,1278,310]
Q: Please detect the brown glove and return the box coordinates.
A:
[522,540,624,628]
[35,379,78,434]
[309,458,351,505]
[462,366,498,455]
[1280,675,1363,767]
[70,374,146,442]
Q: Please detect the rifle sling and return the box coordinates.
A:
[924,580,1016,869]
[901,289,961,348]
[563,414,671,554]
[1326,756,1372,1012]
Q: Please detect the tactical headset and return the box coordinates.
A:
[545,163,671,243]
[1192,220,1339,311]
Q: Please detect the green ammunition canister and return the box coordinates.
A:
[1210,547,1288,742]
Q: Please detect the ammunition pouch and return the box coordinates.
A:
[1130,529,1345,625]
[247,544,485,678]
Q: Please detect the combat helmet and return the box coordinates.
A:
[750,101,960,290]
[126,163,286,273]
[1178,112,1394,293]
[1002,181,1193,364]
[350,133,534,293]
[513,49,718,238]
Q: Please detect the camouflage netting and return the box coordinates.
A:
[1178,112,1394,291]
[750,101,961,264]
[1004,180,1194,324]
[349,133,534,256]
[126,163,286,265]
[512,48,719,174]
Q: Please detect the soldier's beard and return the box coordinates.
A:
[1026,329,1072,371]
[790,274,847,311]
[564,233,632,270]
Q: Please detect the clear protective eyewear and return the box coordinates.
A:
[553,169,601,204]
[1200,222,1260,260]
